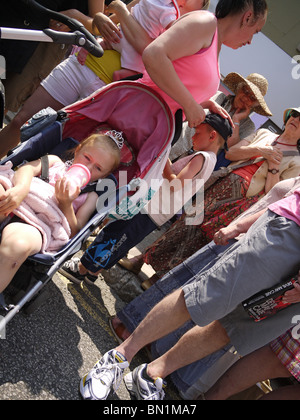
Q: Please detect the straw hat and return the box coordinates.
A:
[223,72,272,117]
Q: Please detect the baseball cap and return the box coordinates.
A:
[204,113,233,150]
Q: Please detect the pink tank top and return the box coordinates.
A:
[140,15,220,115]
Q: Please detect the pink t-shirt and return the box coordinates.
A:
[269,188,300,226]
[140,14,220,115]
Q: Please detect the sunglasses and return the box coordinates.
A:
[285,110,300,124]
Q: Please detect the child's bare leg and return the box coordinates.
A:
[0,222,43,293]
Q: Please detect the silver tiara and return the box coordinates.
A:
[105,130,124,149]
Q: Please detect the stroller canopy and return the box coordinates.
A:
[62,81,175,178]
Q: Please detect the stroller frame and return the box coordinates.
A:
[0,80,176,332]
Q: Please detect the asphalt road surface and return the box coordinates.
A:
[0,271,180,401]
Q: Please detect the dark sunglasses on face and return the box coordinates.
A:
[285,110,300,124]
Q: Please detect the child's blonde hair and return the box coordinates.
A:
[76,133,121,173]
[202,0,210,10]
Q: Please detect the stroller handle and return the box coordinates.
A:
[21,0,104,57]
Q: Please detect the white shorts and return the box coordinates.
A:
[41,55,106,106]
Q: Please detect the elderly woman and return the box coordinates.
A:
[170,71,272,162]
[120,107,300,288]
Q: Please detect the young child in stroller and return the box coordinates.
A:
[0,131,121,294]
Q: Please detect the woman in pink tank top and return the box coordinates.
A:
[141,0,268,128]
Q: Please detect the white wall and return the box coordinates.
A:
[208,0,300,128]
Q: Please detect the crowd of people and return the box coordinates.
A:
[0,0,299,401]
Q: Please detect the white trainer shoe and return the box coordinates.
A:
[80,350,129,400]
[124,363,166,400]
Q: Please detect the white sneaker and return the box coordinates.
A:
[124,364,166,400]
[80,350,129,400]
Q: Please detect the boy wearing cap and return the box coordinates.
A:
[59,113,233,283]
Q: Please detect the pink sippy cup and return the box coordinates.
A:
[64,164,91,195]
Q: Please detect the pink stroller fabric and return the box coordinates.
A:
[63,81,174,177]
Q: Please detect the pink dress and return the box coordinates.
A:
[140,13,220,115]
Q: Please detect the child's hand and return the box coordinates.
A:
[55,179,80,208]
[93,13,122,44]
[0,185,28,216]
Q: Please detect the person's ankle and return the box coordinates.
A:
[78,262,87,275]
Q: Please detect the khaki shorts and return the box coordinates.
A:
[183,211,300,343]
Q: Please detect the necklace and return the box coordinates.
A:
[273,137,297,147]
[275,141,297,147]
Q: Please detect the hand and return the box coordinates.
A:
[185,103,206,128]
[0,185,28,216]
[232,107,251,124]
[55,179,80,208]
[214,225,240,246]
[283,273,300,304]
[49,19,70,32]
[93,13,122,44]
[259,145,283,167]
[206,100,234,128]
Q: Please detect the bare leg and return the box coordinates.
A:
[146,321,230,380]
[115,289,230,381]
[0,222,43,292]
[116,289,191,363]
[0,86,63,158]
[205,345,291,400]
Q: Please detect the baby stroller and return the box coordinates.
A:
[0,80,176,332]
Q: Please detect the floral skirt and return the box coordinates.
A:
[143,173,263,277]
[270,328,300,382]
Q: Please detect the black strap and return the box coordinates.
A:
[40,155,50,183]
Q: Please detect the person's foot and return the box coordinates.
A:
[80,350,129,400]
[141,274,160,290]
[109,316,131,344]
[118,256,143,275]
[59,257,98,285]
[124,364,166,400]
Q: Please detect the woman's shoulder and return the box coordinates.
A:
[178,9,217,26]
[175,10,217,44]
